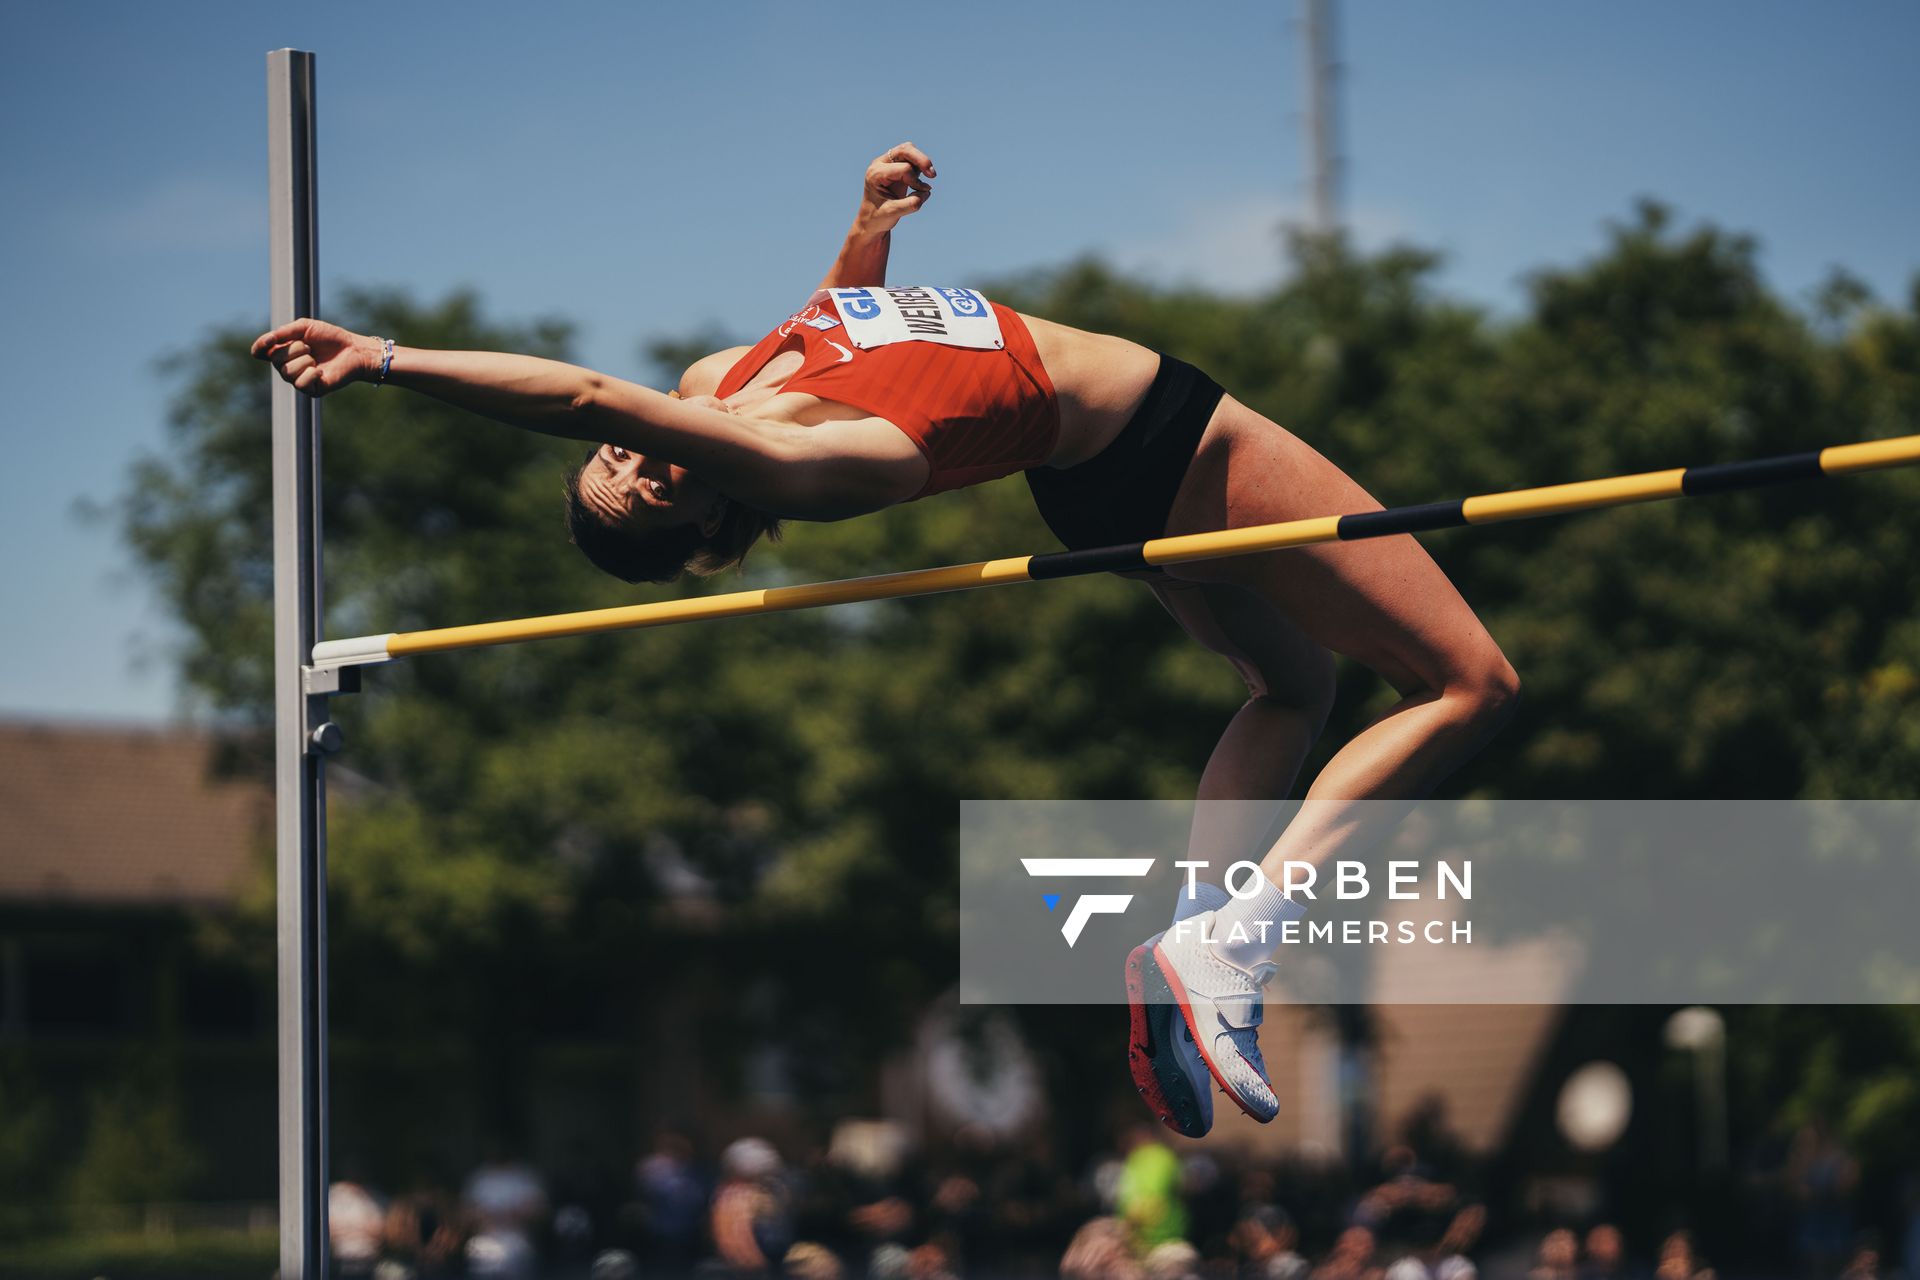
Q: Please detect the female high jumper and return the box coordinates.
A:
[253,144,1519,1138]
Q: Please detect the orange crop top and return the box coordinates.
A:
[714,289,1061,498]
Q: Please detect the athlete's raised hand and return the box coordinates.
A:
[250,318,380,396]
[859,142,935,233]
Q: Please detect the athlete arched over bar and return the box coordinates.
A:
[254,143,1520,1137]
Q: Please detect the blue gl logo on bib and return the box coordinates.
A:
[834,288,885,321]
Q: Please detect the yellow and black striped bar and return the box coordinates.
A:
[309,434,1920,670]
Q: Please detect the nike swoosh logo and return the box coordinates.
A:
[827,340,854,363]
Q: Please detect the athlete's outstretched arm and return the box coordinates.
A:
[251,318,926,518]
[816,142,935,291]
[253,319,807,503]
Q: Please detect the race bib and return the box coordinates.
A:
[828,285,1004,351]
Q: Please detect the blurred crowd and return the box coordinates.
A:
[322,1112,1920,1280]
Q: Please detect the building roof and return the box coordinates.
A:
[0,719,269,906]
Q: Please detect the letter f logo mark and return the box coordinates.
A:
[1021,858,1155,947]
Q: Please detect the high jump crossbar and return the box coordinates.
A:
[309,434,1920,671]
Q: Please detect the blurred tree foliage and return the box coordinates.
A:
[64,1073,204,1208]
[1726,1005,1920,1190]
[123,204,1918,1163]
[0,1059,55,1213]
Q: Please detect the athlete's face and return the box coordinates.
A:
[576,443,725,535]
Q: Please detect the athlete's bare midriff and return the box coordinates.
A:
[715,311,1165,472]
[1015,312,1162,467]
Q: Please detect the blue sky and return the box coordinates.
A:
[2,2,1915,723]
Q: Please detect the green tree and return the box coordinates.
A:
[120,208,1919,1168]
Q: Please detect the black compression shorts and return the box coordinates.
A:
[1024,354,1226,560]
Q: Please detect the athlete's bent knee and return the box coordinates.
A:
[1241,648,1336,737]
[1243,686,1335,747]
[1456,649,1521,736]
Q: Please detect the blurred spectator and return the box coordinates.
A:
[1652,1230,1713,1280]
[384,1186,463,1279]
[821,1118,929,1269]
[638,1132,708,1269]
[1310,1225,1381,1280]
[329,1173,387,1278]
[1116,1125,1188,1251]
[928,1168,981,1239]
[1580,1223,1640,1280]
[462,1148,548,1280]
[978,1130,1071,1259]
[552,1202,594,1268]
[785,1239,847,1280]
[1090,1151,1126,1214]
[279,1106,1920,1277]
[1400,1096,1470,1190]
[464,1147,549,1230]
[1529,1228,1578,1280]
[1181,1150,1240,1250]
[1229,1204,1309,1280]
[1837,1239,1882,1280]
[848,1195,914,1241]
[1431,1205,1485,1278]
[1061,1216,1144,1280]
[1143,1238,1203,1280]
[867,1241,912,1279]
[1353,1145,1457,1249]
[589,1248,639,1280]
[464,1228,535,1279]
[906,1241,959,1280]
[711,1136,794,1274]
[1787,1121,1858,1276]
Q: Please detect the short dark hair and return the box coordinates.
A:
[563,447,782,584]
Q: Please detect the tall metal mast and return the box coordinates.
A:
[1302,0,1344,233]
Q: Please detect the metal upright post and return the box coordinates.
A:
[268,48,329,1280]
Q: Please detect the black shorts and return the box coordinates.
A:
[1024,354,1225,557]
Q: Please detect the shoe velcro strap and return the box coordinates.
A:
[1213,991,1264,1029]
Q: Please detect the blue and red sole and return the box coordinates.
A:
[1125,938,1212,1139]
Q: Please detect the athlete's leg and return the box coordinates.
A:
[1147,576,1335,870]
[1133,578,1341,1128]
[1142,400,1514,1125]
[1161,395,1520,878]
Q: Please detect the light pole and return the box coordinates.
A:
[1664,1006,1729,1173]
